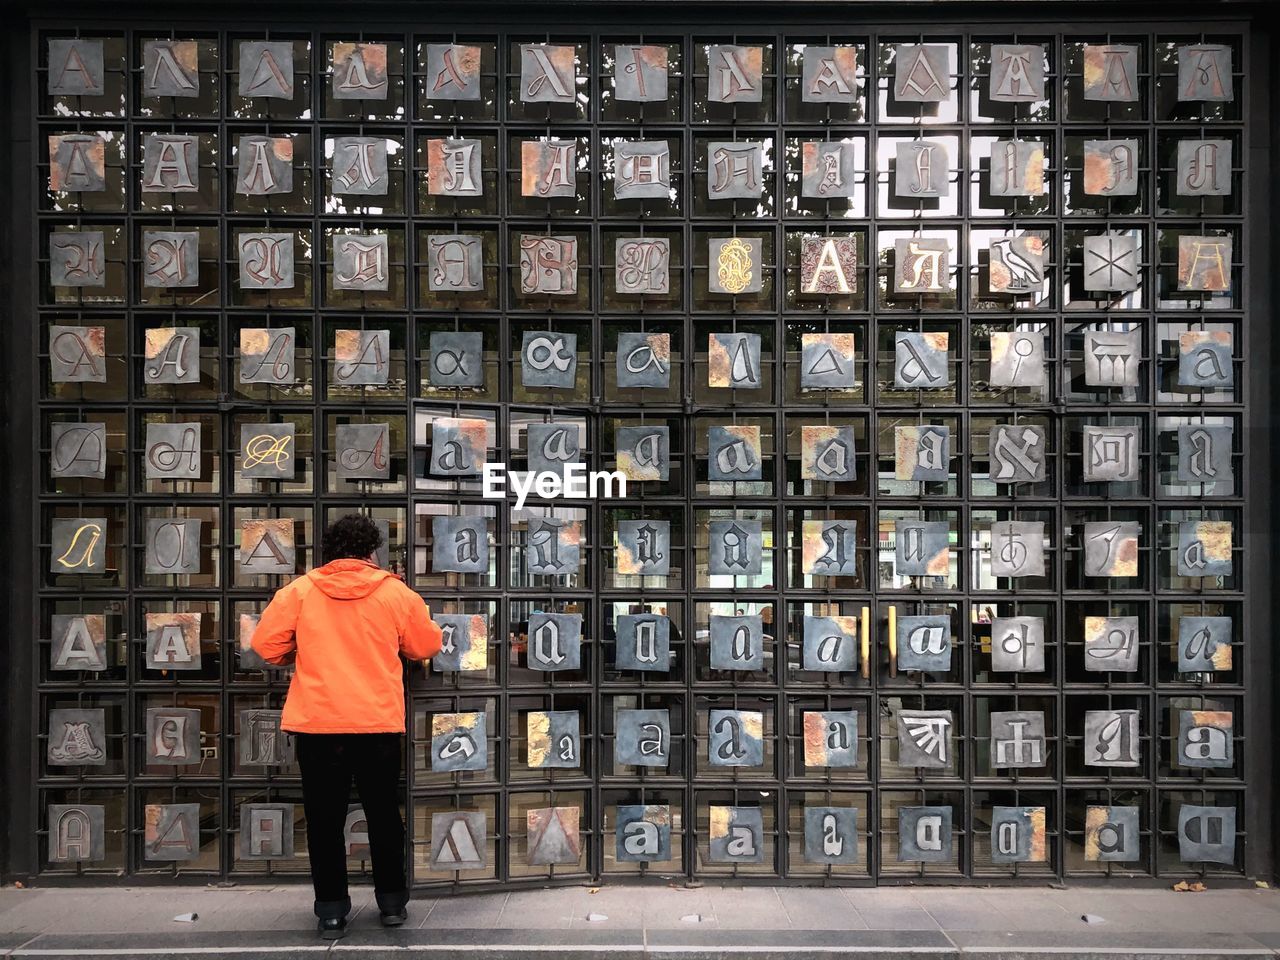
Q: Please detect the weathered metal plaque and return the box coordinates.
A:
[1178,805,1236,864]
[141,134,199,193]
[616,519,671,574]
[800,238,857,296]
[707,44,762,103]
[428,331,484,387]
[1177,140,1232,197]
[144,804,201,861]
[708,709,763,766]
[614,141,670,200]
[897,709,952,768]
[990,44,1045,102]
[1084,709,1140,768]
[708,806,764,863]
[240,423,295,481]
[1082,44,1138,102]
[48,134,105,192]
[616,805,671,862]
[427,139,483,197]
[48,39,104,96]
[990,711,1045,768]
[896,615,951,672]
[991,806,1046,863]
[802,616,859,673]
[1083,140,1138,196]
[237,613,282,673]
[710,613,763,670]
[800,333,856,391]
[424,237,482,297]
[1178,616,1232,672]
[236,136,293,197]
[1178,44,1232,102]
[802,46,857,103]
[804,807,857,864]
[432,614,489,673]
[520,44,576,103]
[895,425,949,482]
[526,807,581,865]
[527,612,582,671]
[527,710,580,769]
[240,803,295,861]
[616,427,670,482]
[800,425,856,482]
[143,328,200,385]
[898,807,952,862]
[335,423,390,480]
[430,712,487,772]
[989,331,1046,388]
[238,234,294,290]
[332,42,387,100]
[521,140,576,198]
[615,239,670,295]
[50,614,107,672]
[615,615,670,672]
[1083,616,1139,672]
[332,234,388,291]
[1178,710,1234,768]
[238,41,293,99]
[894,240,949,294]
[333,329,390,386]
[1082,521,1139,578]
[896,141,948,198]
[526,422,582,478]
[1083,235,1139,293]
[424,45,482,101]
[895,333,950,391]
[526,518,580,577]
[1177,331,1233,387]
[894,44,949,102]
[144,612,202,670]
[989,520,1045,578]
[802,519,858,578]
[47,708,107,766]
[430,811,486,871]
[1178,236,1231,292]
[143,232,200,288]
[238,331,295,389]
[50,231,106,288]
[895,519,949,577]
[708,425,761,482]
[614,45,668,102]
[989,236,1045,295]
[988,424,1046,483]
[144,518,202,575]
[518,236,578,296]
[1177,520,1232,577]
[708,332,761,388]
[616,332,671,388]
[145,422,201,481]
[801,141,857,199]
[801,710,858,766]
[615,708,670,767]
[1083,425,1139,482]
[331,137,388,195]
[990,616,1045,672]
[707,520,763,576]
[1085,806,1139,863]
[239,518,295,575]
[50,518,106,574]
[50,422,106,479]
[709,238,762,295]
[707,142,763,199]
[48,805,105,863]
[49,325,106,383]
[989,140,1044,197]
[1083,330,1141,387]
[521,331,578,388]
[145,707,201,765]
[432,515,489,573]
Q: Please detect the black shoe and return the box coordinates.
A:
[318,917,347,940]
[380,908,408,928]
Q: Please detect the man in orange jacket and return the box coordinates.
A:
[253,514,442,939]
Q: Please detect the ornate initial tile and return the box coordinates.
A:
[526,422,582,478]
[521,331,578,388]
[616,239,670,295]
[707,332,761,388]
[239,41,293,99]
[1178,805,1236,864]
[989,520,1045,578]
[430,712,487,772]
[47,708,107,766]
[800,333,857,391]
[1178,616,1232,672]
[426,139,483,196]
[236,136,293,195]
[333,329,390,386]
[1178,44,1232,102]
[527,612,583,671]
[708,709,764,766]
[1177,520,1232,577]
[144,327,200,384]
[1083,44,1139,102]
[332,42,388,100]
[709,614,764,671]
[1083,616,1140,673]
[1177,235,1232,292]
[894,44,950,102]
[335,423,390,480]
[616,519,671,575]
[707,425,761,482]
[520,44,577,103]
[801,141,857,199]
[518,235,578,295]
[801,520,858,578]
[990,617,1045,673]
[429,811,486,871]
[616,805,672,862]
[707,44,762,103]
[991,806,1046,863]
[433,614,489,673]
[1083,139,1138,196]
[141,134,199,193]
[48,805,106,863]
[896,709,952,768]
[707,141,763,199]
[990,44,1045,102]
[145,422,201,481]
[48,134,105,192]
[240,803,295,861]
[49,325,106,383]
[332,234,388,291]
[899,806,952,862]
[50,422,106,479]
[709,237,762,295]
[707,520,763,576]
[802,710,858,766]
[802,616,859,673]
[616,426,671,483]
[1177,140,1232,196]
[432,515,489,573]
[802,46,857,102]
[1177,710,1233,768]
[800,425,857,482]
[895,425,950,482]
[526,807,581,866]
[1082,521,1139,578]
[1085,806,1140,863]
[894,332,949,389]
[895,141,948,198]
[144,518,202,575]
[989,139,1044,197]
[708,805,764,863]
[614,45,669,102]
[48,39,104,95]
[799,238,858,296]
[424,236,483,295]
[894,239,949,294]
[240,423,295,481]
[1177,331,1233,387]
[145,612,202,670]
[238,234,294,290]
[50,231,106,287]
[240,327,295,384]
[239,708,294,766]
[988,236,1045,295]
[50,614,107,672]
[50,518,106,574]
[239,518,295,575]
[615,708,671,767]
[144,804,201,861]
[1084,330,1141,386]
[1084,709,1140,768]
[616,332,671,388]
[145,707,201,765]
[143,231,200,288]
[331,136,388,195]
[989,331,1046,387]
[895,519,949,577]
[526,710,580,769]
[990,711,1046,769]
[804,807,858,864]
[614,141,670,200]
[526,518,581,576]
[521,139,576,198]
[1082,426,1139,482]
[1083,235,1139,293]
[896,615,951,672]
[428,331,484,387]
[615,614,670,672]
[424,45,482,101]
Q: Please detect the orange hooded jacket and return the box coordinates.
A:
[251,559,443,734]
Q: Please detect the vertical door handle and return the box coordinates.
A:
[860,606,870,679]
[888,605,898,678]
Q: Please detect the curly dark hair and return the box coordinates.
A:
[322,514,384,563]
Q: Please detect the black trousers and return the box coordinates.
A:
[295,732,408,920]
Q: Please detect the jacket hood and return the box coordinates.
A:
[306,558,395,599]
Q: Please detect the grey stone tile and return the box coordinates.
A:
[776,887,869,929]
[421,891,509,929]
[703,887,791,929]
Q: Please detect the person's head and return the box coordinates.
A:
[322,514,384,564]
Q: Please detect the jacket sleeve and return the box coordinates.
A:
[398,586,443,661]
[251,582,302,666]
